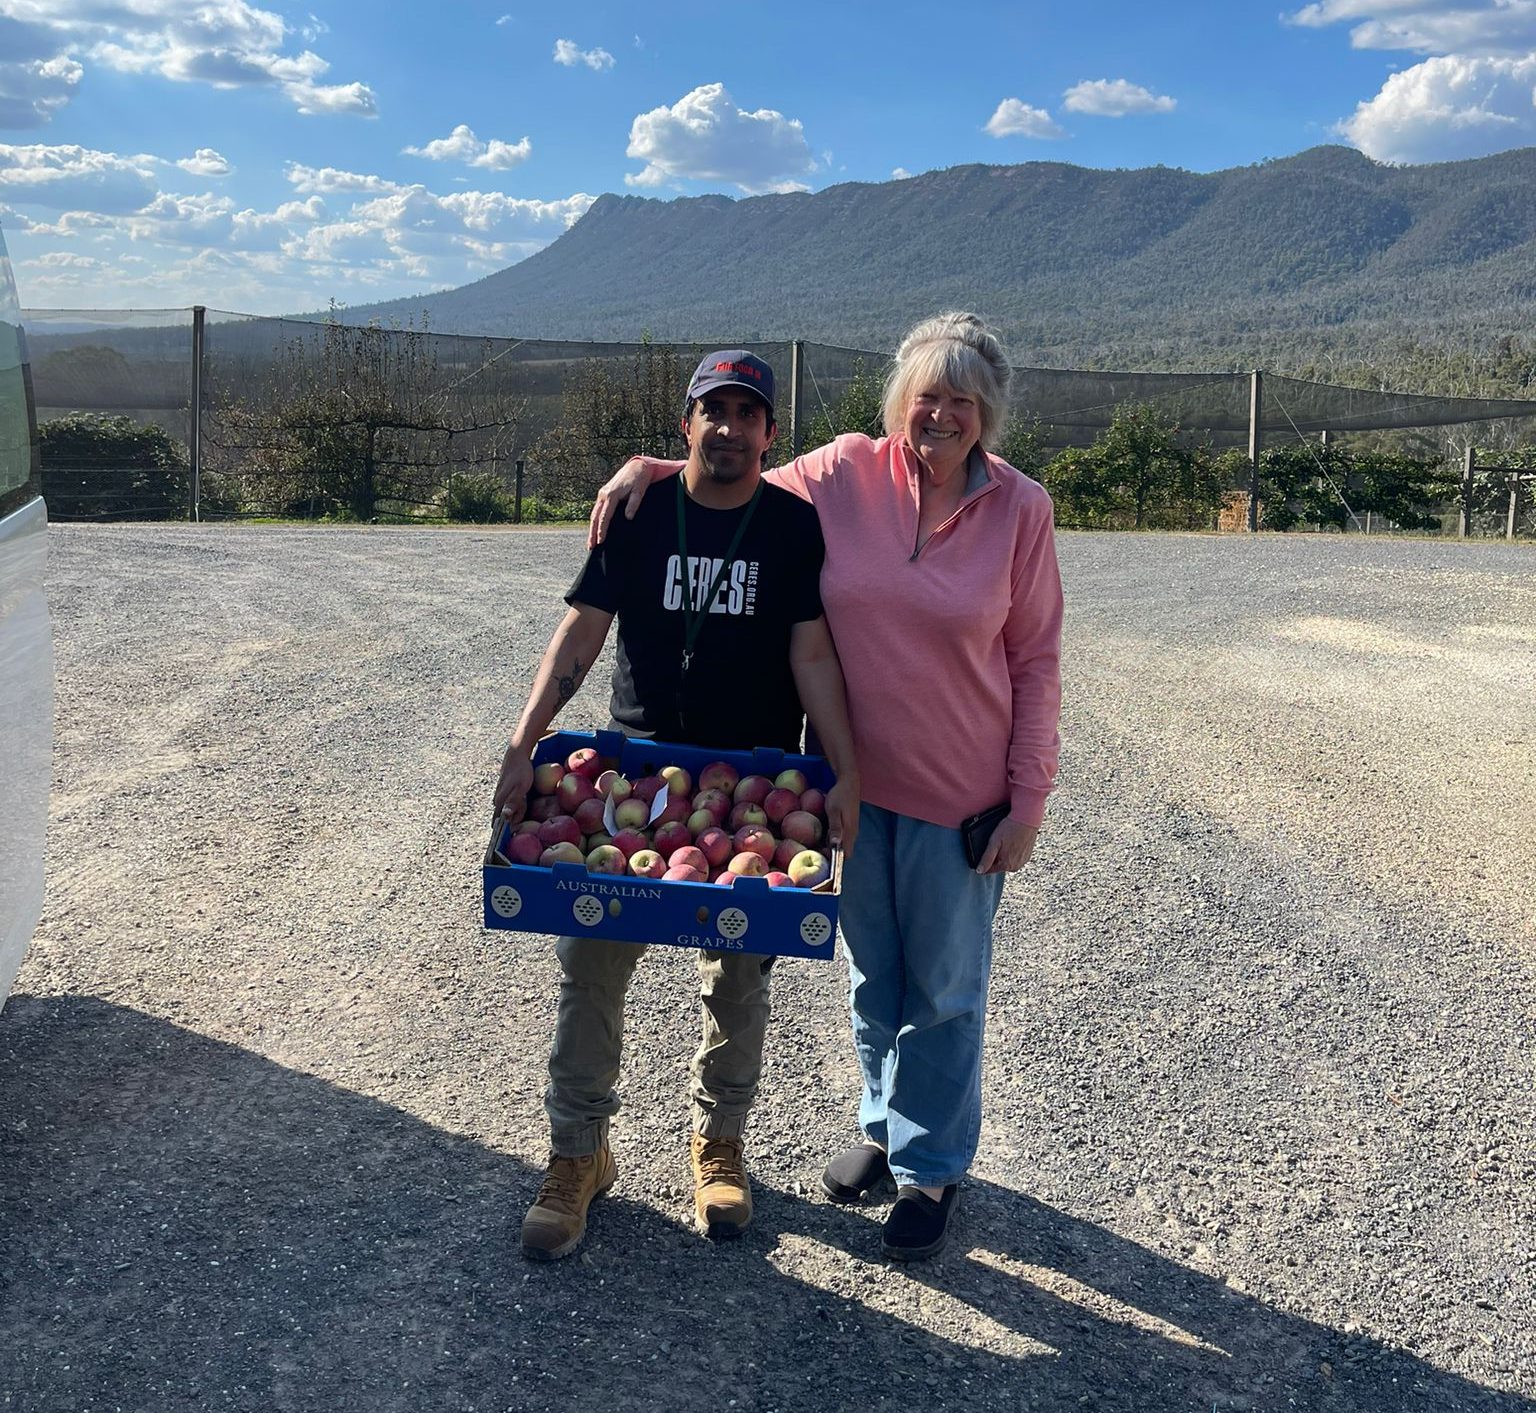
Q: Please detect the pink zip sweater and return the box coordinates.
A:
[649,432,1062,829]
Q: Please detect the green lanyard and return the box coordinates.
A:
[675,475,764,675]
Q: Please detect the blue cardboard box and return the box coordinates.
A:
[483,730,840,960]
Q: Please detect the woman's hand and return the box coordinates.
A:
[976,818,1038,874]
[588,458,651,549]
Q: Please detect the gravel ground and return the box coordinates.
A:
[2,524,1533,1413]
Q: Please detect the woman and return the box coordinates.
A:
[590,313,1062,1261]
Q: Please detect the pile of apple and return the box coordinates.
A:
[506,747,834,889]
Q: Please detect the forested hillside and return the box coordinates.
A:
[330,145,1536,387]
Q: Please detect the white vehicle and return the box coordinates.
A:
[0,222,52,1009]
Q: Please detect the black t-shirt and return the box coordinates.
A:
[567,477,825,751]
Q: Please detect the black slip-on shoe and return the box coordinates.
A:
[821,1143,894,1204]
[880,1184,959,1262]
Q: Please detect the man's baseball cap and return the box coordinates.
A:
[686,349,775,419]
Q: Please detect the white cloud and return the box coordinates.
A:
[553,38,615,71]
[496,14,512,25]
[1062,78,1176,116]
[1340,51,1536,159]
[338,187,595,241]
[0,142,159,212]
[1288,1,1536,55]
[286,79,377,117]
[33,249,102,268]
[285,164,403,196]
[0,0,377,123]
[892,166,912,179]
[176,147,232,177]
[625,82,815,193]
[984,98,1066,139]
[1294,3,1536,159]
[0,52,83,129]
[402,124,532,170]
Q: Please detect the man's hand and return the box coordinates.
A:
[976,818,1038,875]
[823,777,859,860]
[588,458,651,549]
[492,744,535,824]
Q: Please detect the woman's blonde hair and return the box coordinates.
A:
[882,311,1012,450]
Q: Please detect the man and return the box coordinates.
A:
[492,349,859,1261]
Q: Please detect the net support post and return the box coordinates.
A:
[1509,474,1521,542]
[790,340,804,459]
[514,458,524,525]
[1247,370,1262,533]
[1460,447,1474,539]
[190,304,205,522]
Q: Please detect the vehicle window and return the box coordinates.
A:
[0,230,39,517]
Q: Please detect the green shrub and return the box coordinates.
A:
[444,472,516,523]
[40,413,188,521]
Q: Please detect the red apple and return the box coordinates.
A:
[539,841,585,867]
[729,802,769,831]
[558,772,601,813]
[763,787,799,824]
[710,869,734,886]
[669,845,708,874]
[586,844,627,874]
[538,815,582,848]
[654,794,691,826]
[629,849,666,879]
[788,850,831,888]
[566,747,602,780]
[598,770,632,801]
[653,820,694,858]
[782,810,824,848]
[695,827,732,868]
[573,797,608,835]
[527,795,561,823]
[800,788,827,817]
[531,761,565,795]
[733,775,773,806]
[774,768,809,795]
[691,788,732,821]
[610,827,649,860]
[727,851,769,877]
[614,797,651,831]
[733,825,776,863]
[514,819,544,836]
[632,776,666,805]
[507,832,544,865]
[699,761,739,794]
[659,764,692,798]
[662,864,706,883]
[765,871,793,888]
[773,838,801,870]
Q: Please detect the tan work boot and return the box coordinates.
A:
[691,1133,752,1239]
[521,1148,617,1261]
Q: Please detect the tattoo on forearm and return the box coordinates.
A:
[555,657,583,706]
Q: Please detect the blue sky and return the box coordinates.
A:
[3,1,1535,315]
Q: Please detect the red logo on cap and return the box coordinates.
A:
[714,361,761,380]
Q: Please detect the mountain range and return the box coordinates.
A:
[331,145,1536,370]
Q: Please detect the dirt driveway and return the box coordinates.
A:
[2,525,1532,1412]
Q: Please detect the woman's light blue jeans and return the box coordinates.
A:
[838,802,1006,1189]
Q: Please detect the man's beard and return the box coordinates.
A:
[700,449,754,482]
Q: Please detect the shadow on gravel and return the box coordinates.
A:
[1,996,1526,1413]
[771,1180,1531,1413]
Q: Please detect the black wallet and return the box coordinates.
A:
[961,802,1010,869]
